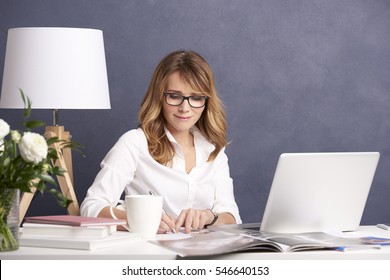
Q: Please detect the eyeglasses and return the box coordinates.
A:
[163,92,207,108]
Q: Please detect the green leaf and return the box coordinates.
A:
[37,173,57,185]
[46,149,59,160]
[30,179,46,192]
[24,120,45,130]
[14,182,33,193]
[61,141,85,158]
[52,166,66,176]
[19,89,32,119]
[48,189,72,208]
[46,136,60,146]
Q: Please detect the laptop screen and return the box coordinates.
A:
[260,152,380,233]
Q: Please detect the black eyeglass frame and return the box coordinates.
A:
[163,92,208,108]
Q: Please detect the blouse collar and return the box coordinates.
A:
[164,126,215,163]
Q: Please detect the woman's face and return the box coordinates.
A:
[162,72,205,136]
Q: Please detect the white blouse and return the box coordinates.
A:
[80,127,242,224]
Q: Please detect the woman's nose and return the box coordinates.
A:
[178,99,191,112]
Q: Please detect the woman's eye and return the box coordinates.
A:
[191,96,203,101]
[169,94,182,100]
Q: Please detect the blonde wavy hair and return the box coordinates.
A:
[138,50,227,166]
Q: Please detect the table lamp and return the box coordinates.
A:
[0,27,111,220]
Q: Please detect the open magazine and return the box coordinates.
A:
[151,230,390,257]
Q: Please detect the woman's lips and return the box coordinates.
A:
[175,115,191,121]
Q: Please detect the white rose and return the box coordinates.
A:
[19,132,48,164]
[11,130,21,143]
[0,119,10,139]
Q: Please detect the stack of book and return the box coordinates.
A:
[20,215,140,250]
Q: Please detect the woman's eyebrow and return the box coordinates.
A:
[165,89,205,96]
[165,89,182,93]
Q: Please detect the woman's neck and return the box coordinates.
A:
[173,131,194,148]
[167,126,194,147]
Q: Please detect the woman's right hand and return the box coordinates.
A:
[158,212,176,234]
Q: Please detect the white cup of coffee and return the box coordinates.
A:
[125,195,163,238]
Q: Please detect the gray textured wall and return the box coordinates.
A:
[1,0,389,224]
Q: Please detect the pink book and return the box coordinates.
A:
[24,215,127,227]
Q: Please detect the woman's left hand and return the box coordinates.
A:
[175,208,213,233]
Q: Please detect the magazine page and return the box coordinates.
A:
[152,230,390,257]
[151,231,282,257]
[243,231,344,251]
[243,231,390,252]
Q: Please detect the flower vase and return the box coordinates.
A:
[0,189,20,252]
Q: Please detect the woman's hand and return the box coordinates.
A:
[175,208,213,233]
[157,212,177,234]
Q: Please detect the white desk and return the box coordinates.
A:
[1,226,390,260]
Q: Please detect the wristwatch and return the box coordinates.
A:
[206,208,219,227]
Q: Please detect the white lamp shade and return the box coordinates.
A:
[0,27,111,109]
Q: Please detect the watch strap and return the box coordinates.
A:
[205,209,218,227]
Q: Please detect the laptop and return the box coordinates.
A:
[211,152,380,234]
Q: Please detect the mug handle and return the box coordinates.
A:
[110,201,131,232]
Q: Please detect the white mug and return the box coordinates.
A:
[125,195,163,238]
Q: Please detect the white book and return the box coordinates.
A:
[22,223,117,239]
[19,231,140,250]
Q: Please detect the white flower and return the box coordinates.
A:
[0,119,10,139]
[19,132,48,164]
[11,130,21,143]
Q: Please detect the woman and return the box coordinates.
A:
[80,50,241,233]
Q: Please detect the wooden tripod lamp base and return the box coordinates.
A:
[19,126,80,224]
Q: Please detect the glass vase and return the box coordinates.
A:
[0,188,20,252]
